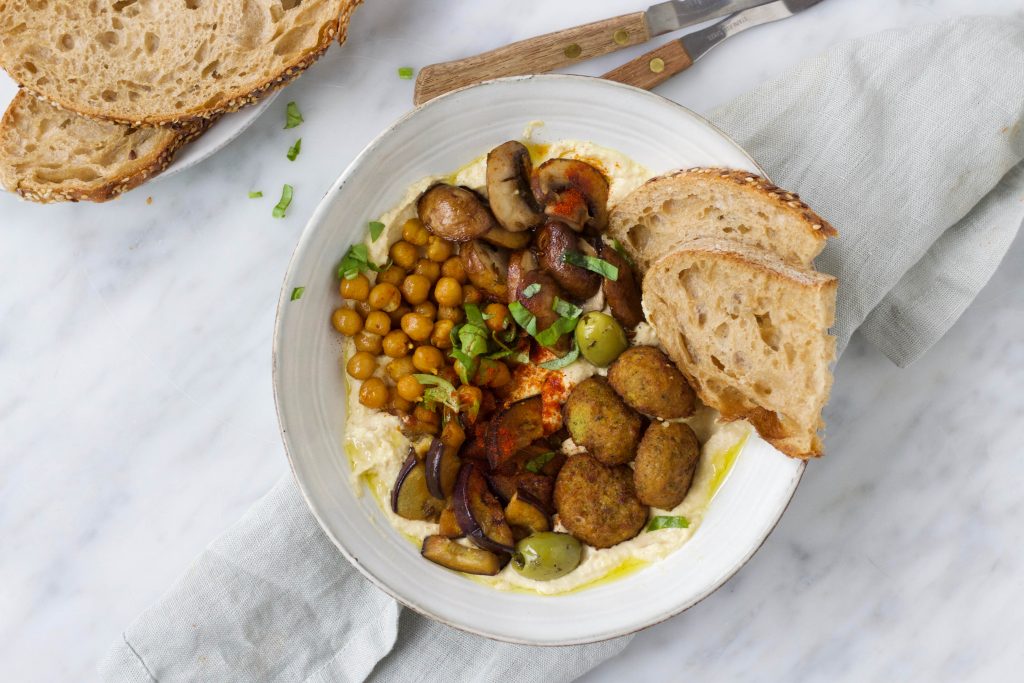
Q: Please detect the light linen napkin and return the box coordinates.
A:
[101,16,1024,682]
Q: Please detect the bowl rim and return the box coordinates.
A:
[272,73,807,645]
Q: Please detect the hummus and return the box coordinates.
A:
[343,137,751,594]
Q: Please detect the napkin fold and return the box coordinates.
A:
[101,16,1024,683]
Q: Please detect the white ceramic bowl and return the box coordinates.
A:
[274,75,804,645]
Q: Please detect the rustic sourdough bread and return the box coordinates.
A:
[0,92,206,203]
[0,0,361,125]
[643,238,837,458]
[608,168,836,271]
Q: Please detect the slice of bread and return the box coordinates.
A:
[0,92,208,203]
[643,237,837,458]
[608,168,836,272]
[0,0,361,125]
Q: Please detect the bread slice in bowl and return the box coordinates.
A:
[643,237,837,458]
[0,92,207,203]
[0,0,361,125]
[608,167,836,272]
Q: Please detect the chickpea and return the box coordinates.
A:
[387,305,412,326]
[440,418,466,449]
[383,330,413,358]
[400,274,432,305]
[462,284,483,305]
[474,358,512,388]
[389,240,419,270]
[339,273,371,301]
[414,301,437,319]
[353,331,383,355]
[386,356,417,381]
[368,283,401,312]
[412,345,445,374]
[389,392,414,415]
[440,257,467,284]
[402,218,430,246]
[377,264,407,286]
[346,351,377,380]
[354,301,373,318]
[456,385,483,420]
[434,276,463,307]
[413,405,441,433]
[431,319,455,349]
[401,312,434,342]
[359,377,389,409]
[484,303,510,333]
[438,365,460,387]
[437,305,465,324]
[396,374,425,402]
[364,311,391,336]
[414,258,441,284]
[426,235,453,262]
[331,307,363,336]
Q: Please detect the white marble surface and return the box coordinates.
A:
[1,1,1022,680]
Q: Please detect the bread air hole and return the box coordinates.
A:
[58,34,73,51]
[96,31,118,49]
[625,223,649,252]
[754,312,781,351]
[144,32,159,54]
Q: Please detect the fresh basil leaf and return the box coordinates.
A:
[458,324,489,359]
[286,138,302,161]
[563,250,618,281]
[508,301,538,337]
[398,66,414,80]
[538,339,580,370]
[552,297,583,319]
[248,190,263,199]
[272,184,293,218]
[368,221,386,241]
[284,101,303,129]
[610,238,636,270]
[647,515,690,531]
[414,374,458,410]
[464,303,487,329]
[290,286,304,301]
[336,243,378,280]
[534,315,578,347]
[449,349,476,385]
[525,451,557,474]
[522,283,541,298]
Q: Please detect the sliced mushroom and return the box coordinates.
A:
[506,249,537,305]
[598,240,644,328]
[486,141,545,232]
[460,239,509,301]
[534,159,610,233]
[480,225,532,250]
[535,220,600,300]
[417,183,498,242]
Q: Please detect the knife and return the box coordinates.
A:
[413,0,776,105]
[602,0,825,90]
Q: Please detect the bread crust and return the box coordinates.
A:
[0,92,211,203]
[1,1,362,127]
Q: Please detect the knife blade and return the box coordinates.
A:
[413,0,778,105]
[602,0,826,90]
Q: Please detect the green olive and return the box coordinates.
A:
[510,532,583,581]
[575,311,628,367]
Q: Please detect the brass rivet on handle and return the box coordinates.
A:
[564,43,582,59]
[613,29,629,45]
[649,57,666,73]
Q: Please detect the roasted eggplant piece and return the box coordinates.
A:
[505,249,537,305]
[418,184,498,242]
[505,492,552,536]
[459,239,509,301]
[421,535,503,575]
[487,471,554,510]
[437,504,464,538]
[534,159,610,232]
[486,141,545,232]
[598,240,645,328]
[425,437,462,500]
[485,396,544,470]
[535,220,600,300]
[391,451,446,521]
[453,462,516,553]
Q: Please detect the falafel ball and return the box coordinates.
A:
[633,421,700,509]
[563,376,643,465]
[554,453,648,548]
[607,346,695,419]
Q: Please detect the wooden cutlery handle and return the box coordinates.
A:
[601,40,694,91]
[413,12,650,105]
